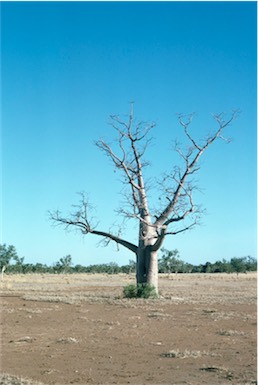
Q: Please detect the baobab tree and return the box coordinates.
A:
[50,105,238,294]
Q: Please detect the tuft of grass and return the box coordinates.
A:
[217,329,245,336]
[56,337,79,344]
[123,284,138,298]
[199,366,234,380]
[123,283,158,299]
[162,349,220,359]
[162,349,202,358]
[0,373,45,385]
[202,308,217,314]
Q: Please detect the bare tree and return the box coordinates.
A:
[50,105,238,294]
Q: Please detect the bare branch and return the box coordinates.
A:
[50,106,238,290]
[177,113,202,151]
[49,194,137,254]
[165,220,198,235]
[151,227,167,251]
[91,229,137,253]
[97,107,155,222]
[154,110,238,229]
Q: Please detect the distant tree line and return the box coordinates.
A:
[0,244,256,276]
[158,248,257,274]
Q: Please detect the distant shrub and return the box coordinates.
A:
[123,283,158,299]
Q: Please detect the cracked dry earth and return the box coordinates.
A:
[0,273,256,385]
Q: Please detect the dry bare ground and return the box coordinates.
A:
[0,273,256,385]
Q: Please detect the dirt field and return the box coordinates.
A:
[0,273,256,385]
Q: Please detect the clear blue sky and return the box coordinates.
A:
[1,1,257,267]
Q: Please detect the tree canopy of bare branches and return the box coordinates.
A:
[50,105,238,293]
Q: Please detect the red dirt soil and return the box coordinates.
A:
[0,273,256,385]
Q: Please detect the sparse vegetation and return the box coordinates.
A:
[1,272,256,384]
[1,244,256,276]
[199,366,234,380]
[162,349,219,358]
[217,329,246,336]
[123,283,158,299]
[0,373,44,385]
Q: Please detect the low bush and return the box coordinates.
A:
[123,283,158,299]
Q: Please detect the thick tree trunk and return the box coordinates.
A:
[136,223,159,294]
[146,249,158,290]
[136,246,159,294]
[136,247,147,284]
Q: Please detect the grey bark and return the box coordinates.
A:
[49,107,238,295]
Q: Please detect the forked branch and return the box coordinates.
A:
[49,107,238,258]
[154,110,239,228]
[49,194,137,254]
[96,108,154,222]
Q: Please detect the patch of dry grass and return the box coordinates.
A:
[147,309,172,318]
[162,349,220,359]
[9,336,36,344]
[56,337,79,344]
[199,366,234,380]
[0,373,45,385]
[217,329,246,336]
[0,272,256,306]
